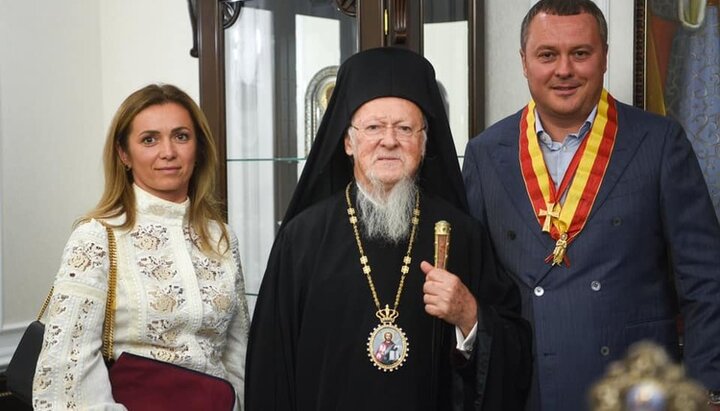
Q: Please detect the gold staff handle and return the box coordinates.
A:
[434,220,451,270]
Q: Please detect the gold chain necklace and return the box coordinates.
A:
[345,182,420,372]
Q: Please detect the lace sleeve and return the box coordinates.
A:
[32,220,127,411]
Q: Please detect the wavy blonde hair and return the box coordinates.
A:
[80,83,228,256]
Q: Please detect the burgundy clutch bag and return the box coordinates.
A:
[109,352,235,411]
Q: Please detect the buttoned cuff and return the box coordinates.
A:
[455,322,479,359]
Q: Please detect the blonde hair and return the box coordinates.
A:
[80,83,229,255]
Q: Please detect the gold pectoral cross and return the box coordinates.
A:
[538,202,561,232]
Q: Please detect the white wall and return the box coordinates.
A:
[485,0,635,126]
[99,1,200,127]
[0,0,198,366]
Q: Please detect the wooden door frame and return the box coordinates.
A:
[468,0,485,137]
[196,0,228,214]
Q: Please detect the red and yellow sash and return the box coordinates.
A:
[519,89,618,266]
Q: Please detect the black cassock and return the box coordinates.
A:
[245,190,531,410]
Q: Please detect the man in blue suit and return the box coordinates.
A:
[462,0,720,409]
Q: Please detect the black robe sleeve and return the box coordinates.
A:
[453,222,533,411]
[244,228,300,411]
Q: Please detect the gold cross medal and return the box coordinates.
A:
[539,202,560,233]
[551,232,569,266]
[367,305,409,372]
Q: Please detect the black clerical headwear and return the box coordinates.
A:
[282,47,467,229]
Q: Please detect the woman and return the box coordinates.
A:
[32,84,249,410]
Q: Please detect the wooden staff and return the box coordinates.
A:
[434,220,451,269]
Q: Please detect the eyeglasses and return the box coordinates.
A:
[349,123,426,139]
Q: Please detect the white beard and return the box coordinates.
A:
[356,177,418,245]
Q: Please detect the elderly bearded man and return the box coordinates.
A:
[245,47,532,411]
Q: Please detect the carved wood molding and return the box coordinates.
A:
[390,0,408,45]
[188,0,243,58]
[221,1,243,29]
[335,0,357,17]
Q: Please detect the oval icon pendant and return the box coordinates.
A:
[367,322,409,372]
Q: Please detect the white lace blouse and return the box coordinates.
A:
[32,186,249,410]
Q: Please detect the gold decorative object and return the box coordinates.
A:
[346,182,419,372]
[589,341,708,411]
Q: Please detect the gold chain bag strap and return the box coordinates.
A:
[101,223,117,362]
[4,222,117,404]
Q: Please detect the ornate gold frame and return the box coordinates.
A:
[304,66,338,157]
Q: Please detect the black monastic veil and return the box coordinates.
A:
[245,47,532,411]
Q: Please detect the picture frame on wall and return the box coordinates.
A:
[633,0,720,218]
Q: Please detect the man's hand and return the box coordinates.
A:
[421,261,478,337]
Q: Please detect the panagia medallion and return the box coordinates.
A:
[367,305,409,372]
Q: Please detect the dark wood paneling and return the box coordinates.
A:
[359,0,385,50]
[197,0,228,216]
[468,0,485,137]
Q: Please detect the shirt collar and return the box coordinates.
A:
[133,184,190,223]
[535,106,598,147]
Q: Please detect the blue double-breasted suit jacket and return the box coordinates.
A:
[462,100,720,410]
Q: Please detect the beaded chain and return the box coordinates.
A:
[344,182,420,315]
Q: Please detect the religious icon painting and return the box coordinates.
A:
[304,65,338,156]
[367,323,408,372]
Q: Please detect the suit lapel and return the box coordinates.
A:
[490,126,552,249]
[586,104,648,219]
[489,119,557,286]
